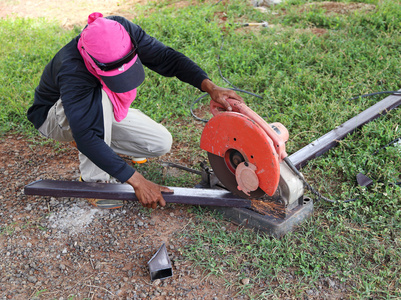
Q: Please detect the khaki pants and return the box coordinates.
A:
[38,90,172,182]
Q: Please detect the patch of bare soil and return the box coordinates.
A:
[0,0,148,29]
[295,2,376,36]
[301,1,376,15]
[0,134,243,299]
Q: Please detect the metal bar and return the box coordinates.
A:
[289,92,401,169]
[24,179,252,208]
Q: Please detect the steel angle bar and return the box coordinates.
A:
[24,179,252,208]
[289,91,401,169]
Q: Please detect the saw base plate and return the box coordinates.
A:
[209,198,313,238]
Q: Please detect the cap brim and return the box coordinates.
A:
[100,55,145,93]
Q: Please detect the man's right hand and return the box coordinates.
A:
[126,171,172,209]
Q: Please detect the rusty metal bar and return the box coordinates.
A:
[24,179,252,208]
[289,91,401,169]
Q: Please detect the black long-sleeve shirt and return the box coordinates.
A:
[27,16,209,182]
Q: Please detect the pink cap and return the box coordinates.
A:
[80,12,145,93]
[81,13,131,62]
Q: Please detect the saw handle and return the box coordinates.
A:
[210,99,289,161]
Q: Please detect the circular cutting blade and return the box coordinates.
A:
[208,152,266,199]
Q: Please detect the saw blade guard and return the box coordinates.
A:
[200,111,280,196]
[210,98,289,161]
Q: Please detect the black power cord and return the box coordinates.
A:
[283,157,356,203]
[283,135,401,204]
[283,134,401,204]
[190,34,264,123]
[349,91,401,100]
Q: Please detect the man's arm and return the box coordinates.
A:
[109,16,209,90]
[111,16,244,109]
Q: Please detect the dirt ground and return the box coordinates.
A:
[0,134,245,299]
[0,0,377,29]
[0,1,377,299]
[0,0,148,29]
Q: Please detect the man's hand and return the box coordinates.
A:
[126,172,173,209]
[201,79,244,111]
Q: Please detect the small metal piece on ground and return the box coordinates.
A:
[148,243,173,281]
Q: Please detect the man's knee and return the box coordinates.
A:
[153,131,172,156]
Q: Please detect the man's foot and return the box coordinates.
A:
[79,176,124,209]
[132,157,147,164]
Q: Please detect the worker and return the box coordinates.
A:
[27,12,243,210]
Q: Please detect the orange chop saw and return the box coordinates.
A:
[200,98,306,213]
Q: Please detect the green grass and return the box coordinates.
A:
[178,209,401,298]
[0,17,79,134]
[1,0,401,298]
